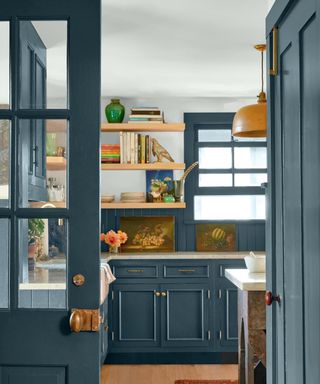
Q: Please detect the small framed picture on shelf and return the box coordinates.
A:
[196,224,237,252]
[146,170,174,202]
[120,216,175,253]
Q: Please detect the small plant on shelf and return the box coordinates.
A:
[28,219,45,268]
[101,229,128,253]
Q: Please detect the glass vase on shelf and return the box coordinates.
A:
[109,245,119,254]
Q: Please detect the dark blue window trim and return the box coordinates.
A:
[184,112,267,224]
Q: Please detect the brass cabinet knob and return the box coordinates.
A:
[69,310,83,332]
[161,291,167,297]
[154,291,161,297]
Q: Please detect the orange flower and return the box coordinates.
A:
[105,230,121,248]
[100,233,106,242]
[117,230,128,244]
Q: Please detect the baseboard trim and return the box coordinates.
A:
[105,352,238,365]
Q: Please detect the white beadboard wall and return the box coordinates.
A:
[100,96,256,200]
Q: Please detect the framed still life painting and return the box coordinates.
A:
[120,216,175,253]
[145,170,174,202]
[196,224,237,252]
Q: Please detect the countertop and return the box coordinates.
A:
[225,268,266,291]
[101,251,264,262]
[20,252,264,290]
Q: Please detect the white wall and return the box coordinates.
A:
[100,96,256,200]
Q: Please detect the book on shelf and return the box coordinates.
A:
[118,132,155,165]
[141,136,146,164]
[120,132,124,164]
[130,132,135,164]
[126,132,131,163]
[145,135,150,163]
[135,133,139,164]
[131,108,162,115]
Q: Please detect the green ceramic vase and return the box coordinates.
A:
[105,98,125,123]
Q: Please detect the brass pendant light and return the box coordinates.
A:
[232,44,267,138]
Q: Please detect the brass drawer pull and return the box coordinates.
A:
[127,269,144,273]
[178,269,196,273]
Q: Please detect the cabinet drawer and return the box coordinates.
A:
[112,265,158,279]
[163,265,209,278]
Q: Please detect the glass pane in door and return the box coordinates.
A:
[18,119,68,208]
[0,219,10,308]
[19,20,68,109]
[0,120,10,207]
[0,22,10,109]
[18,218,67,309]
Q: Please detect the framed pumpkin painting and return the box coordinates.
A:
[196,224,237,252]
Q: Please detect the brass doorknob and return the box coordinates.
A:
[154,291,161,297]
[70,310,83,332]
[161,291,167,297]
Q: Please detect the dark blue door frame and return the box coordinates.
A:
[0,1,101,383]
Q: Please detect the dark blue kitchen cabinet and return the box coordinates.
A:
[101,298,109,364]
[111,284,161,349]
[19,21,48,203]
[107,258,245,362]
[214,260,245,351]
[162,284,210,348]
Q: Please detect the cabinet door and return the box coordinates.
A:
[161,283,210,348]
[217,281,238,350]
[112,284,160,349]
[215,261,245,351]
[20,21,47,202]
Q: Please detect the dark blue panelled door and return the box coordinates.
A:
[267,0,320,383]
[0,1,101,383]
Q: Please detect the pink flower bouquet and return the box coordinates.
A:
[101,229,128,252]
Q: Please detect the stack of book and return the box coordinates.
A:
[128,107,164,123]
[120,132,152,164]
[101,144,120,163]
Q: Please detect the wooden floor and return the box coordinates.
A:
[101,364,238,384]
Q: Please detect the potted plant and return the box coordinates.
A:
[28,218,45,270]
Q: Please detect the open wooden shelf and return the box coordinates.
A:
[101,202,186,209]
[101,162,185,170]
[46,156,67,171]
[29,201,66,208]
[101,123,185,132]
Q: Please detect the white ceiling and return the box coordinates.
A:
[0,0,274,104]
[102,0,272,98]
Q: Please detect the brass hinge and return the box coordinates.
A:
[69,308,100,333]
[207,330,211,340]
[207,290,211,299]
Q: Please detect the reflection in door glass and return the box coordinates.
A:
[0,219,9,308]
[0,22,10,109]
[18,119,68,208]
[19,218,67,309]
[19,21,68,109]
[0,120,10,207]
